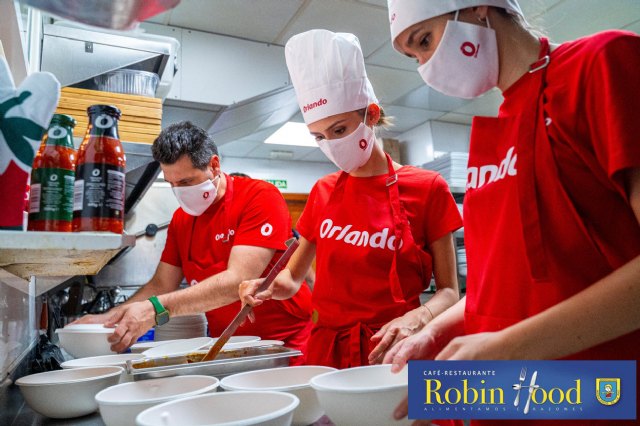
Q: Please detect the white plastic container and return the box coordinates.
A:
[96,375,220,426]
[310,365,411,426]
[56,324,116,358]
[135,391,299,426]
[16,366,123,419]
[221,366,336,426]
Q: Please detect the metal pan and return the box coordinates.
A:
[126,345,301,381]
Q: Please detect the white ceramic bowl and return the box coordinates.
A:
[16,366,123,419]
[135,391,299,426]
[96,375,220,426]
[56,324,116,358]
[310,365,411,426]
[221,366,336,426]
[61,353,144,369]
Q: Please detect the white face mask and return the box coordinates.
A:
[316,112,376,173]
[172,174,220,216]
[418,11,498,99]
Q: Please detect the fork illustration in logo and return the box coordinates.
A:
[513,368,539,414]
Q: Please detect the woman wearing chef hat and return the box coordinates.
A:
[240,29,463,370]
[384,0,640,424]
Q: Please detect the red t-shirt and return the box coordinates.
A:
[297,167,462,329]
[162,176,291,267]
[465,31,640,350]
[160,175,312,350]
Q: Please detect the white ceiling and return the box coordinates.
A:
[151,0,640,162]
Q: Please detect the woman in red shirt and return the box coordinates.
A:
[384,1,640,425]
[240,29,463,370]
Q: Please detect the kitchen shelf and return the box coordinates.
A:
[0,231,135,281]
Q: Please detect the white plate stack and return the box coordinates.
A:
[421,152,469,191]
[154,313,207,341]
[456,247,467,277]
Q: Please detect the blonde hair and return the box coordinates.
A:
[357,107,394,128]
[496,6,547,39]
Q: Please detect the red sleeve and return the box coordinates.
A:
[585,32,640,193]
[233,182,291,250]
[160,212,182,267]
[423,174,463,244]
[296,182,319,243]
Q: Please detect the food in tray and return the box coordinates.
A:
[130,346,287,369]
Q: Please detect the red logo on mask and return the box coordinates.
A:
[460,42,480,58]
[203,192,209,199]
[359,139,367,150]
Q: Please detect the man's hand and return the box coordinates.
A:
[369,306,432,365]
[69,312,113,325]
[104,301,156,353]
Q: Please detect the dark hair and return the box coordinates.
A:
[152,121,218,169]
[229,172,251,178]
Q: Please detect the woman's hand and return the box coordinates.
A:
[368,306,432,365]
[383,325,444,373]
[239,269,298,306]
[239,278,269,309]
[393,395,439,426]
[435,331,510,360]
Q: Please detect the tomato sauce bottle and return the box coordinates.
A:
[73,105,126,233]
[28,114,77,232]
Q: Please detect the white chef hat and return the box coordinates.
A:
[285,29,378,125]
[388,0,524,50]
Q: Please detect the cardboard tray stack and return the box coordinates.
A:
[55,87,162,144]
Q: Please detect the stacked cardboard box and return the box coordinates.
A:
[55,87,162,144]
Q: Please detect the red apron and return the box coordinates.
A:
[307,154,433,367]
[181,176,312,365]
[465,38,639,426]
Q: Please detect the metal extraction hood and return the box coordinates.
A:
[40,23,179,99]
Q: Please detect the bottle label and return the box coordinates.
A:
[48,125,69,140]
[74,163,125,219]
[89,114,119,139]
[28,168,75,221]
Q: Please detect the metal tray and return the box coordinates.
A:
[126,345,301,381]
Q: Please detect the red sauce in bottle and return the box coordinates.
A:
[72,105,126,233]
[28,114,77,232]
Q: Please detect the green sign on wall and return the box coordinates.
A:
[265,179,287,189]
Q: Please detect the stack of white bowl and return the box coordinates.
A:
[135,391,299,426]
[457,247,467,277]
[310,365,411,426]
[96,375,220,426]
[221,365,336,426]
[16,366,123,419]
[154,313,207,341]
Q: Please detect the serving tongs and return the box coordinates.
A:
[199,237,299,362]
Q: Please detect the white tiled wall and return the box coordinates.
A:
[0,273,36,379]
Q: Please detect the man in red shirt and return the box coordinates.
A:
[77,122,312,358]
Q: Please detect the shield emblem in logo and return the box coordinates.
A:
[596,378,620,405]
